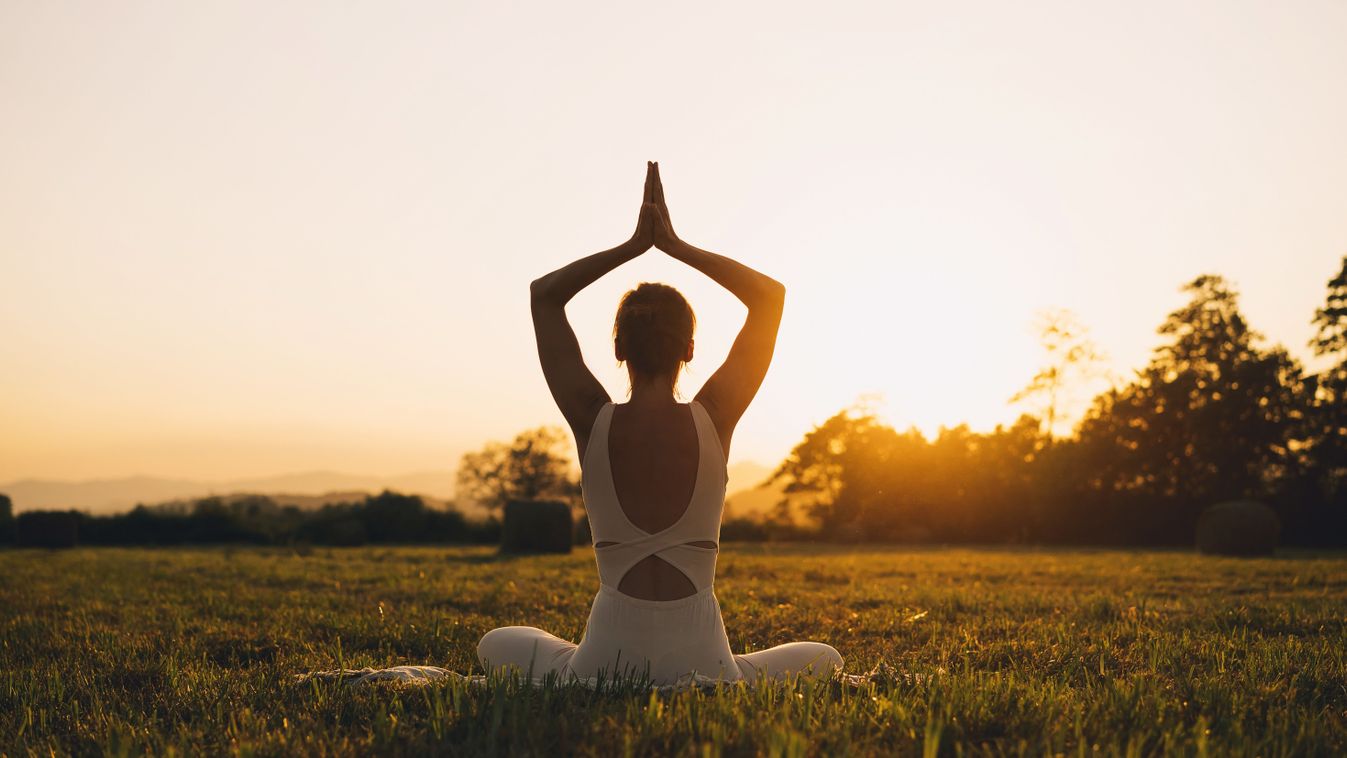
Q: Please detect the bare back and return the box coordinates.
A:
[592,402,720,600]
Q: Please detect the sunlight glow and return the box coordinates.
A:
[1,1,1344,484]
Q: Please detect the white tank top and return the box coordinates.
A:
[580,401,728,593]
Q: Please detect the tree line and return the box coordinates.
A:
[761,261,1347,546]
[2,491,501,548]
[4,259,1343,548]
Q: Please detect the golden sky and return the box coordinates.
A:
[2,1,1345,482]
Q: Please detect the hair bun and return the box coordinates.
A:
[613,282,697,383]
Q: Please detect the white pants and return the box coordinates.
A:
[478,585,844,686]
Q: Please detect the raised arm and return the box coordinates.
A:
[647,163,785,456]
[531,163,664,454]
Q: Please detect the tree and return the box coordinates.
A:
[0,493,12,544]
[1010,309,1109,439]
[1072,276,1305,530]
[765,404,1044,542]
[1311,255,1347,356]
[766,407,924,539]
[456,427,580,513]
[1303,256,1347,516]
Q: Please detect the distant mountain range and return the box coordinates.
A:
[0,470,458,514]
[2,462,781,516]
[724,461,784,518]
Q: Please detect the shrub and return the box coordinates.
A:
[720,517,768,542]
[500,500,572,554]
[15,511,80,548]
[1196,500,1281,556]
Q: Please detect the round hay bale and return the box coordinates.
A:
[1196,500,1280,556]
[501,500,572,554]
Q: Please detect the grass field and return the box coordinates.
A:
[2,545,1345,756]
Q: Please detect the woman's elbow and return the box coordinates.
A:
[529,276,554,304]
[745,280,784,318]
[760,279,786,310]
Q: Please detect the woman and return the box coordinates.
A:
[477,162,843,686]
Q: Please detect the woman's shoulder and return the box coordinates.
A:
[573,399,614,465]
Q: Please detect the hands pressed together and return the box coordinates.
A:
[631,161,682,253]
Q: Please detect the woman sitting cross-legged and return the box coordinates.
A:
[477,162,843,686]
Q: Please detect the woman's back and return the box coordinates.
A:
[605,402,700,534]
[583,400,725,601]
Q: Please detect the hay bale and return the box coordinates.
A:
[15,510,80,548]
[1196,500,1280,556]
[500,500,572,554]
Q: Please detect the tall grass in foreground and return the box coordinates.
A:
[1,545,1344,756]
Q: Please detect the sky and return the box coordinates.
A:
[2,0,1345,483]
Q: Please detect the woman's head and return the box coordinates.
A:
[614,282,695,389]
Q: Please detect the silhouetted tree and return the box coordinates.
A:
[1311,256,1347,356]
[767,407,909,538]
[939,415,1045,542]
[1071,275,1305,539]
[1011,309,1109,439]
[767,406,1045,542]
[456,426,580,512]
[64,490,474,546]
[1301,256,1347,537]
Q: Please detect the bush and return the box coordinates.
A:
[500,500,572,554]
[720,517,768,542]
[466,516,501,544]
[15,511,80,548]
[0,493,12,545]
[320,519,369,546]
[1196,500,1281,556]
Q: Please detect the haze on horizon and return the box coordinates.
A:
[2,1,1345,484]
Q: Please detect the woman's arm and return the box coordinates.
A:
[531,164,662,454]
[648,164,785,455]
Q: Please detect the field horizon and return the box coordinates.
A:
[0,461,780,517]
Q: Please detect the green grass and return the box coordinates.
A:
[1,545,1344,756]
